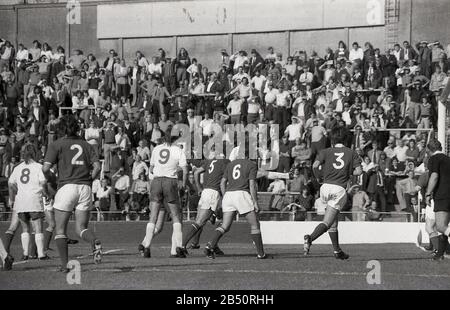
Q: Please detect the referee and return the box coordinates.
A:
[425,139,450,260]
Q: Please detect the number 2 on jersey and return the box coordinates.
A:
[158,149,170,164]
[70,144,84,165]
[333,153,345,169]
[232,164,241,180]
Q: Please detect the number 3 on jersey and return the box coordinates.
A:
[158,149,170,165]
[232,164,241,180]
[333,153,345,169]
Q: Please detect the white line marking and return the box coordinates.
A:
[76,249,124,259]
[90,267,450,279]
[12,260,29,266]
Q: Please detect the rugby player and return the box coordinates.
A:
[204,147,266,259]
[139,130,188,258]
[304,127,362,259]
[43,115,102,272]
[8,144,50,261]
[177,154,229,257]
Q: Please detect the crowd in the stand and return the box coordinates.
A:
[0,37,449,221]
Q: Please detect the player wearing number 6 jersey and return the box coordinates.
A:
[304,127,362,259]
[43,115,102,273]
[177,155,230,257]
[204,153,267,259]
[140,130,188,258]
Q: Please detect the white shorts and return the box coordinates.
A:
[53,184,93,212]
[425,201,435,221]
[222,191,255,215]
[198,188,221,212]
[320,183,347,211]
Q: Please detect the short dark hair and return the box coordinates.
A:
[61,115,80,137]
[330,127,346,145]
[427,139,442,153]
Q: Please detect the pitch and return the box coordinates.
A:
[0,222,449,290]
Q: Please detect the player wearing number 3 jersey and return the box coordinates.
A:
[304,127,362,260]
[43,115,102,273]
[204,154,267,259]
[140,130,188,258]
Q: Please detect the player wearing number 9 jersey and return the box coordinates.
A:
[140,131,188,258]
[204,157,267,259]
[304,127,362,260]
[43,115,102,273]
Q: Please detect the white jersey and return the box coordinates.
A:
[150,143,187,179]
[8,161,46,213]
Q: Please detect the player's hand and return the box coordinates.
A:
[425,195,432,206]
[254,202,260,214]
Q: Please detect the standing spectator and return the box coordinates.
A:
[416,40,432,78]
[350,184,371,221]
[114,59,129,99]
[174,48,191,84]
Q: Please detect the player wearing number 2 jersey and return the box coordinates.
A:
[178,155,230,257]
[204,153,267,259]
[140,130,188,258]
[304,127,362,260]
[43,115,102,273]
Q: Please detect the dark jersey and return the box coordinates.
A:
[317,145,361,189]
[427,153,450,200]
[44,137,98,189]
[223,159,257,193]
[202,159,230,191]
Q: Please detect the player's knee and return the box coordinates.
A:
[436,222,448,234]
[250,228,261,234]
[321,221,331,230]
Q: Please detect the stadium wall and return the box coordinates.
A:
[0,0,448,72]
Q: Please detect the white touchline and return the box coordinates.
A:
[89,267,450,279]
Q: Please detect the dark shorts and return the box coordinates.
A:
[434,199,450,213]
[150,177,179,204]
[18,212,45,222]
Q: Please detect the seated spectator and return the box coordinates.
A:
[130,172,151,219]
[268,178,286,211]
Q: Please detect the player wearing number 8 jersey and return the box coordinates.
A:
[204,154,267,259]
[43,115,102,273]
[140,130,188,258]
[178,155,229,256]
[304,127,362,260]
[8,144,50,262]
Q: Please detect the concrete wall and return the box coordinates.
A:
[1,0,450,70]
[398,0,450,46]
